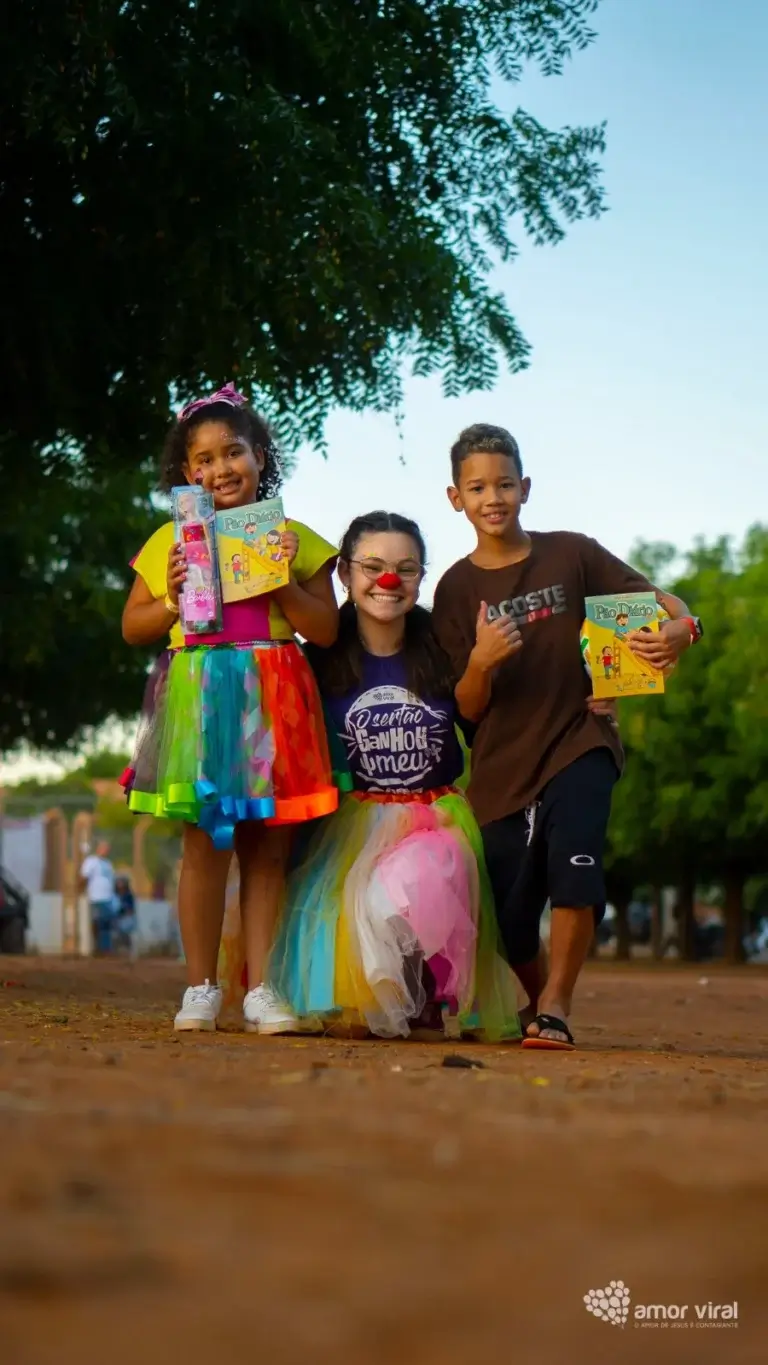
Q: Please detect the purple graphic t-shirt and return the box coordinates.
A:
[324,651,463,795]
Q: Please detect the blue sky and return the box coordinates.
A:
[3,0,766,780]
[285,0,767,591]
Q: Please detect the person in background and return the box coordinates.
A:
[80,841,116,955]
[113,876,137,954]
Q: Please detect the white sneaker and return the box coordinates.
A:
[243,984,300,1035]
[174,980,222,1032]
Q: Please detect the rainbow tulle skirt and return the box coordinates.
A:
[121,642,339,848]
[264,787,521,1040]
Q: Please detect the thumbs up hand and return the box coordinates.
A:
[471,601,523,672]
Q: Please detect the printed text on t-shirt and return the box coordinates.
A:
[487,582,568,627]
[342,684,450,791]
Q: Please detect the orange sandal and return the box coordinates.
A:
[521,1013,575,1051]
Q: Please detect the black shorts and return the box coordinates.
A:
[481,748,618,966]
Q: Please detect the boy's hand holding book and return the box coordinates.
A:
[628,617,691,669]
[471,601,523,671]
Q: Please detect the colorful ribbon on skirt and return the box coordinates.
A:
[123,774,275,849]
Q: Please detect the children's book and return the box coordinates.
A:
[171,486,223,635]
[215,497,289,603]
[584,592,665,698]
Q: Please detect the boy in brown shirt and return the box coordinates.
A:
[431,424,702,1049]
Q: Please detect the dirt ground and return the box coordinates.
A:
[1,958,767,1365]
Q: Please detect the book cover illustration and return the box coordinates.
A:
[215,497,290,604]
[171,486,223,635]
[583,592,665,699]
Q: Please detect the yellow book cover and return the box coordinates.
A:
[215,498,289,604]
[584,592,665,699]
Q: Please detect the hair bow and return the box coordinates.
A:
[178,383,247,423]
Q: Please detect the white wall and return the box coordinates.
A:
[2,817,44,894]
[24,894,177,956]
[27,892,66,953]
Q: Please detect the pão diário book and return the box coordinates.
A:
[215,498,289,604]
[584,592,665,698]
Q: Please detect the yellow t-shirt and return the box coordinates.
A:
[131,519,337,647]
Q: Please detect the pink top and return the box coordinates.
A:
[189,596,272,646]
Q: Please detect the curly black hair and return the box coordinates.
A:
[159,401,283,499]
[304,511,456,702]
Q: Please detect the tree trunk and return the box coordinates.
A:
[651,884,664,959]
[723,870,746,964]
[677,875,696,962]
[614,896,631,961]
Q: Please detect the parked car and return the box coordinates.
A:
[0,866,29,954]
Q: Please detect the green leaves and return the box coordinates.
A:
[1,0,605,751]
[606,525,768,890]
[0,435,162,751]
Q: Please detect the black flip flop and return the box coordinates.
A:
[521,1012,575,1051]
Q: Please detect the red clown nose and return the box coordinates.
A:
[376,572,402,590]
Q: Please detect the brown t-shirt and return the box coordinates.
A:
[431,531,653,826]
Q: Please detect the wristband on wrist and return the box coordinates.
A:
[682,615,703,644]
[163,594,180,617]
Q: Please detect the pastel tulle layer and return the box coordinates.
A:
[121,642,341,848]
[264,788,521,1040]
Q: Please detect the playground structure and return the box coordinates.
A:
[602,632,658,683]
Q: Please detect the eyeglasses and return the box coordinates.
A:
[347,558,423,583]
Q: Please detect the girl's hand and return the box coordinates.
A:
[588,696,619,727]
[166,543,187,604]
[628,618,691,668]
[281,525,300,567]
[470,601,522,672]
